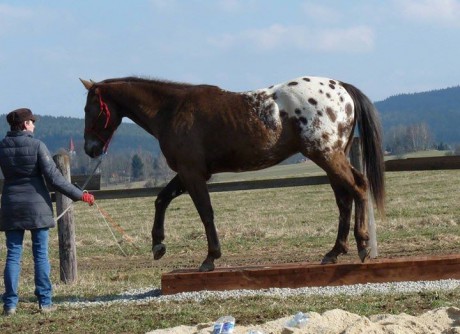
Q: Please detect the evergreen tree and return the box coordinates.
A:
[131,154,144,181]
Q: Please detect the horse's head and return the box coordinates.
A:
[80,79,123,158]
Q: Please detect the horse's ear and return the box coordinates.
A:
[80,78,94,90]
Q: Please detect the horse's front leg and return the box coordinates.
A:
[179,172,221,272]
[152,175,185,260]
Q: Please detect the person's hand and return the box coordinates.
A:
[81,192,95,206]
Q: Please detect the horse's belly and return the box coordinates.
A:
[207,143,296,173]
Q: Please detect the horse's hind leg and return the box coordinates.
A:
[350,167,370,262]
[318,152,369,264]
[152,175,186,260]
[321,184,353,264]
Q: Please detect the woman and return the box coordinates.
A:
[0,108,95,316]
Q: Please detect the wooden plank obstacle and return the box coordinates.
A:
[161,254,460,295]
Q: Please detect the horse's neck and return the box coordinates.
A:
[111,83,183,138]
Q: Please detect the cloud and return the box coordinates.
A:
[0,4,33,18]
[0,4,34,35]
[216,0,244,12]
[148,0,178,11]
[208,24,375,53]
[396,0,460,26]
[316,26,375,52]
[301,3,342,23]
[0,4,73,37]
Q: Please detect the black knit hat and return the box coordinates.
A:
[6,108,36,125]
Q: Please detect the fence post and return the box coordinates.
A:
[349,137,378,259]
[349,137,363,171]
[53,153,78,284]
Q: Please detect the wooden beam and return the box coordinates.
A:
[161,254,460,295]
[385,156,460,171]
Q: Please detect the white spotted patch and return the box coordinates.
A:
[243,76,355,153]
[242,90,280,130]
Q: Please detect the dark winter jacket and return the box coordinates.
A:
[0,131,84,231]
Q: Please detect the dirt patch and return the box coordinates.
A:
[147,307,460,334]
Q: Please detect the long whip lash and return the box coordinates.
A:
[94,202,128,257]
[94,202,136,244]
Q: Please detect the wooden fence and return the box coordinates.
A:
[81,155,460,201]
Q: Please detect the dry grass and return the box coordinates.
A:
[0,168,459,333]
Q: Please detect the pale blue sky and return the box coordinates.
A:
[1,0,460,118]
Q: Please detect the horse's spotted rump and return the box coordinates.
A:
[242,76,355,153]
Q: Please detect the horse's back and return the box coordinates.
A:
[165,76,357,174]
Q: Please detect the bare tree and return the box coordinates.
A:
[385,122,434,155]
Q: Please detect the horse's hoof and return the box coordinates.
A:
[321,255,338,265]
[199,261,215,272]
[153,243,166,260]
[358,248,371,263]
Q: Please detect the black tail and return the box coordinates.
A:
[342,82,385,215]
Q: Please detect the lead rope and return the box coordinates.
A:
[54,154,105,221]
[54,153,137,257]
[93,202,139,257]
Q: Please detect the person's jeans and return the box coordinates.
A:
[2,228,52,310]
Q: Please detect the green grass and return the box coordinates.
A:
[0,167,459,333]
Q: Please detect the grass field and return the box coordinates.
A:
[0,160,459,333]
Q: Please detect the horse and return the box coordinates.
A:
[80,75,385,272]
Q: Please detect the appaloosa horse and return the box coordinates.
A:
[80,76,385,272]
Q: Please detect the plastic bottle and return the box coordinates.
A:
[212,315,235,334]
[285,311,309,328]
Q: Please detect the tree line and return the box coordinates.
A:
[67,139,174,188]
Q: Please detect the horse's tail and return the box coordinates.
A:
[342,82,385,216]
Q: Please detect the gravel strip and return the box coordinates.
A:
[59,279,460,309]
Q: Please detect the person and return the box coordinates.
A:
[0,108,95,316]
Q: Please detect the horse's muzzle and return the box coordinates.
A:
[84,140,103,158]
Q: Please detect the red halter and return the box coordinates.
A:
[85,93,114,153]
[98,94,111,129]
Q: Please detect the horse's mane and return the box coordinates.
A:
[99,76,218,90]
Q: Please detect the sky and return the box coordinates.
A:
[1,0,460,118]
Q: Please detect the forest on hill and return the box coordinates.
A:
[375,85,460,146]
[0,115,160,156]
